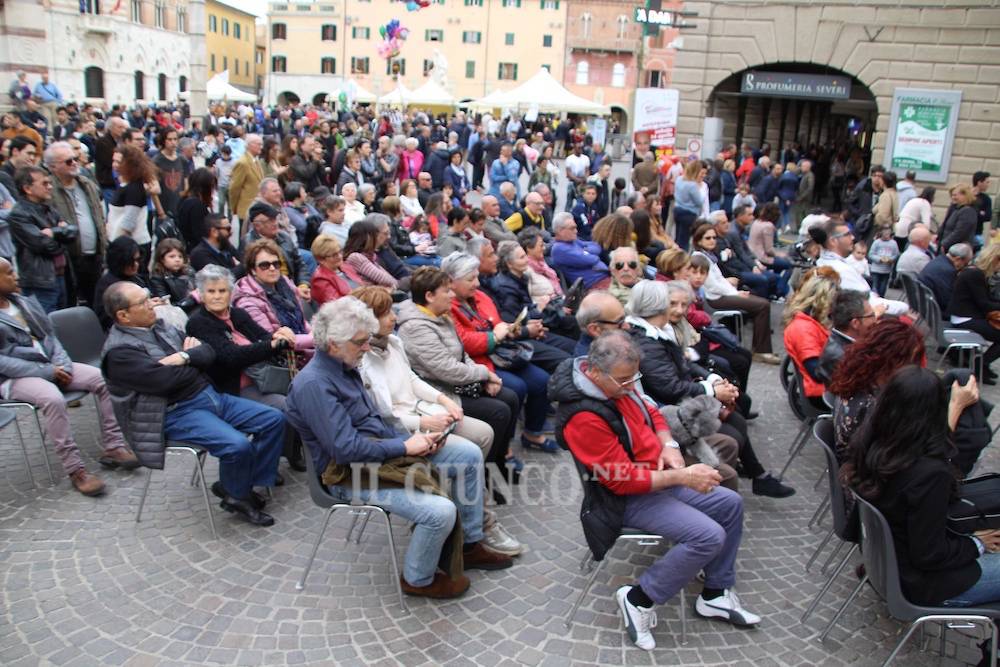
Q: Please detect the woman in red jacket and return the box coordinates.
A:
[443,251,559,454]
[309,234,355,306]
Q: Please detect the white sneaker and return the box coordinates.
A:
[695,589,761,627]
[482,523,524,556]
[616,586,657,651]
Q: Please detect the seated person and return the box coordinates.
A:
[919,242,973,314]
[93,237,149,330]
[710,210,782,301]
[352,285,522,556]
[286,297,513,599]
[186,264,306,472]
[574,290,628,356]
[781,268,840,408]
[625,280,793,498]
[149,238,196,309]
[950,243,1000,383]
[189,213,242,274]
[608,246,643,307]
[101,281,284,526]
[571,183,600,240]
[519,228,564,308]
[895,225,934,275]
[0,258,137,496]
[309,234,355,306]
[234,239,315,361]
[341,218,401,290]
[549,212,610,290]
[840,366,996,645]
[816,289,876,384]
[242,202,312,300]
[551,331,762,651]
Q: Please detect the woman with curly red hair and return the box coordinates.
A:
[828,318,926,461]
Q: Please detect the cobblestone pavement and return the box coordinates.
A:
[1,302,997,667]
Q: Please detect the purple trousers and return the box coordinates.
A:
[623,485,743,605]
[7,363,127,476]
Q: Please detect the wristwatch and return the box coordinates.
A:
[664,439,681,450]
[178,351,190,365]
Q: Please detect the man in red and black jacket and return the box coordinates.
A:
[550,331,761,652]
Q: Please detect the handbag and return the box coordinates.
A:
[701,323,742,351]
[489,340,533,371]
[452,381,483,399]
[246,350,299,396]
[948,473,1000,534]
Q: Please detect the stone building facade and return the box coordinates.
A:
[669,0,1000,210]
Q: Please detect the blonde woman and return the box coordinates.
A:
[781,267,841,403]
[672,159,706,250]
[939,183,979,251]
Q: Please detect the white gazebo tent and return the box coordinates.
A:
[471,67,608,115]
[463,88,510,110]
[377,82,413,107]
[348,80,377,104]
[179,71,256,102]
[408,79,456,107]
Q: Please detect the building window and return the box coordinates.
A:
[208,14,217,32]
[541,0,559,7]
[575,60,588,85]
[296,3,310,10]
[423,59,434,77]
[462,31,481,44]
[352,26,370,39]
[351,57,370,74]
[210,54,216,70]
[465,60,475,78]
[386,58,406,75]
[157,73,167,100]
[84,67,104,98]
[425,29,443,41]
[464,0,483,5]
[272,56,287,72]
[221,18,229,35]
[246,60,250,74]
[81,0,99,15]
[321,57,336,74]
[611,63,626,87]
[542,34,552,47]
[504,33,514,45]
[223,56,228,71]
[502,0,521,7]
[234,22,241,39]
[255,51,263,64]
[648,70,665,88]
[134,70,144,99]
[179,76,187,92]
[617,14,628,39]
[235,60,240,76]
[321,24,336,40]
[581,12,592,38]
[154,1,164,28]
[320,4,335,9]
[131,0,141,23]
[272,23,287,40]
[176,8,186,33]
[541,64,550,71]
[498,62,518,80]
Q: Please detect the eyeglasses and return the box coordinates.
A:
[594,316,626,327]
[255,260,282,271]
[701,234,717,240]
[214,225,232,232]
[347,334,372,347]
[127,290,152,309]
[608,371,643,389]
[830,230,853,239]
[856,312,877,320]
[613,261,638,270]
[130,255,141,264]
[63,157,76,165]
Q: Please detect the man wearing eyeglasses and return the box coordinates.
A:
[551,331,759,651]
[190,212,243,274]
[44,142,106,308]
[101,281,285,527]
[816,290,877,384]
[574,290,629,356]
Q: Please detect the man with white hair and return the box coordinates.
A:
[609,246,642,306]
[228,133,264,223]
[896,224,934,275]
[45,141,107,306]
[550,212,610,289]
[497,181,518,220]
[478,194,516,247]
[286,297,511,599]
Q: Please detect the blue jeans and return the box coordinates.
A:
[871,271,891,297]
[163,386,285,499]
[326,437,485,587]
[738,270,779,300]
[403,254,441,267]
[943,552,1000,606]
[779,199,793,230]
[624,485,744,605]
[497,362,550,434]
[23,279,66,313]
[768,256,793,297]
[674,208,698,251]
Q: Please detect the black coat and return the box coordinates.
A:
[185,305,277,396]
[949,266,1000,320]
[939,205,978,252]
[150,268,196,307]
[491,270,542,323]
[627,325,707,407]
[918,255,958,312]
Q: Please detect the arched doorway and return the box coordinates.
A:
[134,70,145,100]
[706,62,877,158]
[277,91,300,105]
[84,67,104,99]
[610,105,628,134]
[158,73,167,100]
[312,92,328,106]
[179,76,187,93]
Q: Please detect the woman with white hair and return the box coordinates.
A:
[444,252,559,455]
[397,137,424,182]
[341,182,366,225]
[625,280,795,498]
[352,285,523,556]
[186,264,306,471]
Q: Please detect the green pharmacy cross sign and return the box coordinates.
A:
[886,88,962,182]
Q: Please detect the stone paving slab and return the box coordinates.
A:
[0,302,996,666]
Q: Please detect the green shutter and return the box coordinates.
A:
[514,64,518,80]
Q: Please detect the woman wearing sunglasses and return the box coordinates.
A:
[233,239,315,362]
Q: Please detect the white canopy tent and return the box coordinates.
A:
[470,67,609,115]
[377,82,414,107]
[332,80,376,104]
[408,78,456,107]
[179,71,256,102]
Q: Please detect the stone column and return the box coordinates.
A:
[187,0,208,120]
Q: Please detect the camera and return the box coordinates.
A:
[51,224,78,244]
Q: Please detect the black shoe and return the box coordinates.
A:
[274,472,285,487]
[220,495,275,526]
[752,474,796,498]
[284,440,307,472]
[212,481,266,510]
[745,411,759,420]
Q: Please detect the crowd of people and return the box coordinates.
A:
[1,91,998,658]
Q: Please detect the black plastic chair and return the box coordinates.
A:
[800,417,860,625]
[49,306,105,368]
[896,271,922,314]
[913,281,986,379]
[778,368,830,480]
[135,442,218,539]
[821,494,1000,667]
[294,444,407,613]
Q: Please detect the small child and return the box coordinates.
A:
[868,227,900,297]
[408,216,437,257]
[150,238,197,311]
[845,238,871,282]
[731,183,756,216]
[214,144,235,217]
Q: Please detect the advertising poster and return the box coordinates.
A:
[632,87,680,165]
[885,88,962,183]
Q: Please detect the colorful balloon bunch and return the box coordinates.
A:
[377,19,410,59]
[403,0,431,10]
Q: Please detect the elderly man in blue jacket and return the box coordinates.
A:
[285,297,512,600]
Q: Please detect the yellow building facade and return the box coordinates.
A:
[205,0,258,92]
[265,0,567,105]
